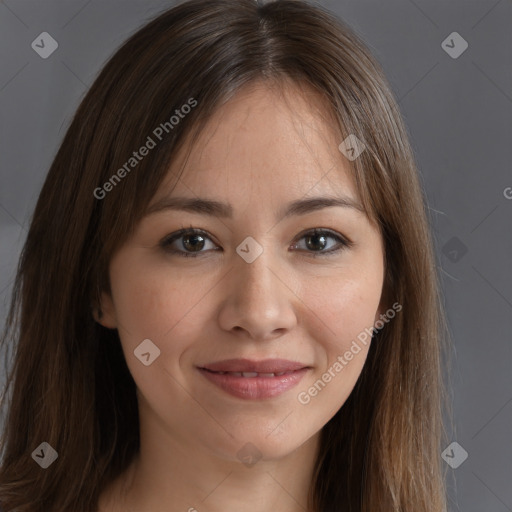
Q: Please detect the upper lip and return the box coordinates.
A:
[199,358,309,373]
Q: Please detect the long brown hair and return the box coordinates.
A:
[0,0,450,510]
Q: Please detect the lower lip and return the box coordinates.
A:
[198,368,309,400]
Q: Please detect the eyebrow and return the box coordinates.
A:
[144,195,365,220]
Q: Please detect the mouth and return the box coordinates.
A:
[201,369,299,378]
[197,359,311,400]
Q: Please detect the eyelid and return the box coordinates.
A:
[290,228,353,258]
[292,227,353,247]
[159,227,219,256]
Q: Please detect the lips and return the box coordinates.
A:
[200,358,308,373]
[197,359,310,399]
[202,370,297,378]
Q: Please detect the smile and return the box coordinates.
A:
[205,370,298,377]
[197,359,310,400]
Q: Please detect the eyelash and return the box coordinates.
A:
[159,226,354,259]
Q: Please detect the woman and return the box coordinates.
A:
[0,0,449,510]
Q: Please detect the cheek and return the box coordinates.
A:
[296,270,381,413]
[305,267,383,351]
[109,257,215,381]
[109,253,197,337]
[109,265,201,401]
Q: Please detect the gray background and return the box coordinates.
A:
[1,0,511,510]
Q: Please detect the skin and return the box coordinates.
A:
[97,79,385,512]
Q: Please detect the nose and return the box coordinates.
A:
[217,245,298,341]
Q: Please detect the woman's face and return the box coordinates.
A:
[98,81,385,464]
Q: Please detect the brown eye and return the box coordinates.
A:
[305,232,329,251]
[160,227,353,259]
[181,232,206,252]
[291,229,353,258]
[160,229,218,258]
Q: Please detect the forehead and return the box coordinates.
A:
[156,80,359,205]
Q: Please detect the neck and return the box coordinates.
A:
[99,412,320,512]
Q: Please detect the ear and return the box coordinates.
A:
[93,291,118,329]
